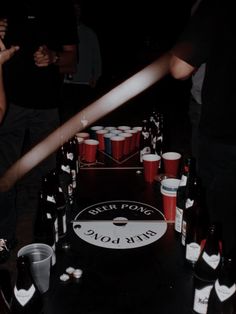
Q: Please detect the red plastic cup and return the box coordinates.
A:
[117,125,131,132]
[132,126,142,148]
[120,132,132,155]
[111,136,125,160]
[126,129,138,152]
[90,126,104,139]
[83,139,99,163]
[110,129,123,136]
[162,152,181,177]
[76,132,90,140]
[142,154,161,183]
[161,187,177,222]
[96,129,108,151]
[75,136,84,160]
[160,178,180,222]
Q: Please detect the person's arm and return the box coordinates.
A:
[33,44,77,74]
[0,39,19,123]
[169,53,196,80]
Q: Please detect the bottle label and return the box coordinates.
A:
[140,147,151,162]
[47,195,56,203]
[202,252,220,269]
[175,206,183,233]
[186,242,201,262]
[185,198,194,209]
[215,280,236,302]
[54,218,59,243]
[46,213,52,219]
[181,220,186,246]
[193,284,213,314]
[66,152,74,160]
[179,174,187,187]
[61,165,70,174]
[51,244,56,265]
[62,214,67,234]
[71,170,77,188]
[14,285,36,306]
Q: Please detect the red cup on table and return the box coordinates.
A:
[96,129,108,151]
[120,132,132,156]
[126,129,138,152]
[104,126,116,132]
[111,136,125,160]
[162,152,181,177]
[132,126,142,148]
[90,126,104,139]
[75,136,84,160]
[160,178,180,222]
[142,153,161,183]
[76,132,90,141]
[117,125,131,132]
[83,139,99,163]
[110,129,123,136]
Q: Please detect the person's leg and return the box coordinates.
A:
[27,108,60,188]
[198,136,236,257]
[0,104,27,261]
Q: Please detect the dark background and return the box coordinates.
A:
[74,0,194,152]
[80,0,193,83]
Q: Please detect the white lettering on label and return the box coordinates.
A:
[88,204,117,215]
[126,230,157,244]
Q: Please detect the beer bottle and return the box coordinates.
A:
[185,177,204,267]
[193,224,221,314]
[139,119,151,162]
[34,189,57,266]
[175,157,193,234]
[154,112,164,157]
[0,269,12,314]
[10,255,43,314]
[0,288,11,314]
[207,256,236,314]
[65,137,79,211]
[56,144,73,211]
[42,172,59,244]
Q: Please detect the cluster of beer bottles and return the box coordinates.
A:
[174,156,236,314]
[139,110,164,162]
[0,137,79,313]
[34,136,79,260]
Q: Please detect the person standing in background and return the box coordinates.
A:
[189,63,205,160]
[170,0,236,260]
[0,0,77,263]
[188,0,205,160]
[59,0,102,123]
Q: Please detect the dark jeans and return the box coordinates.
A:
[0,104,59,242]
[59,83,95,123]
[198,135,236,256]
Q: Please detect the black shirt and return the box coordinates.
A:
[173,0,236,143]
[2,0,78,109]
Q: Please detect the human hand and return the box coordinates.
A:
[0,19,7,39]
[0,38,19,65]
[34,45,57,67]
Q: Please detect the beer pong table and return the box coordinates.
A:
[43,163,195,313]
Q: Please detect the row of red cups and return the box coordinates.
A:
[75,126,142,163]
